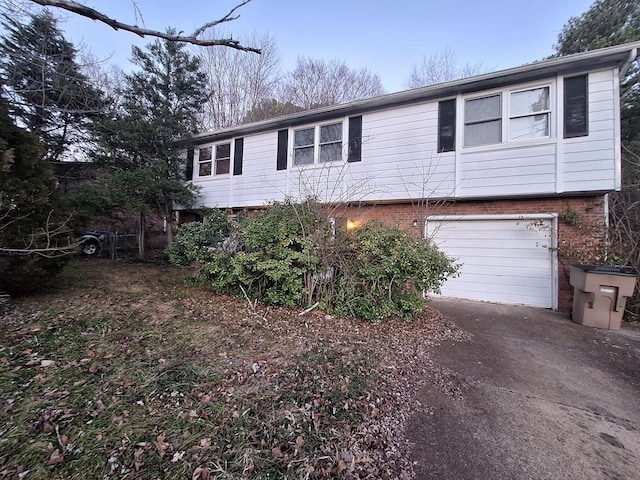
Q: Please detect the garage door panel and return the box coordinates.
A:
[447,246,550,260]
[460,264,553,279]
[428,217,555,308]
[442,281,549,308]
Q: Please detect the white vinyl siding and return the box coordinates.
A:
[457,143,557,197]
[190,67,621,208]
[427,216,556,308]
[562,69,617,192]
[353,103,456,202]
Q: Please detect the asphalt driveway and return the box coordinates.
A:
[408,299,640,480]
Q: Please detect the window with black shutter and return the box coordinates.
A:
[277,129,288,170]
[348,115,362,162]
[185,148,194,180]
[564,75,588,138]
[438,99,456,152]
[233,138,243,175]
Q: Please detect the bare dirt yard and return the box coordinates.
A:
[0,260,467,479]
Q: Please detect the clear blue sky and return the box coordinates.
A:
[57,0,596,92]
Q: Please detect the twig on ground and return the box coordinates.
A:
[299,302,319,316]
[238,284,268,322]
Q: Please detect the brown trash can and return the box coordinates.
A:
[569,265,639,330]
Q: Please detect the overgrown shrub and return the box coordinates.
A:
[166,209,231,265]
[171,202,458,322]
[334,221,459,322]
[206,200,324,307]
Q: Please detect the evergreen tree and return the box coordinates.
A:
[0,93,71,293]
[96,33,208,253]
[0,10,104,162]
[554,0,640,55]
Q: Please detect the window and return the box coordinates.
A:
[198,146,212,176]
[438,99,456,152]
[215,143,230,174]
[319,123,342,162]
[564,75,588,138]
[464,94,502,147]
[463,84,552,147]
[293,122,343,166]
[509,86,550,141]
[198,143,231,176]
[294,128,314,165]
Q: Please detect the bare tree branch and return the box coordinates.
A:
[28,0,261,53]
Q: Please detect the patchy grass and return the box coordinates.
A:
[0,259,467,479]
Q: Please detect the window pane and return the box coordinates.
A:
[199,161,212,176]
[464,120,501,146]
[294,128,314,147]
[216,158,230,175]
[199,146,212,161]
[465,95,501,123]
[511,87,549,116]
[320,123,342,143]
[216,143,231,159]
[319,143,342,163]
[294,146,314,165]
[510,114,549,141]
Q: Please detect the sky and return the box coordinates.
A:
[52,0,597,93]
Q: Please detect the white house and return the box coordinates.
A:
[178,42,640,311]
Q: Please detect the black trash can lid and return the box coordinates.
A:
[572,265,639,276]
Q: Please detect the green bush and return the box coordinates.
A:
[221,200,323,307]
[333,221,459,322]
[166,209,231,265]
[171,202,459,322]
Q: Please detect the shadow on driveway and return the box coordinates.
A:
[408,298,640,480]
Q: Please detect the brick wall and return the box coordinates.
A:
[332,196,607,311]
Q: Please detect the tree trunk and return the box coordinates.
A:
[138,212,146,259]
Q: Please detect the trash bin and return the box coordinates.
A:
[569,265,639,330]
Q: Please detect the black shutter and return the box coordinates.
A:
[233,138,244,175]
[564,75,588,138]
[277,129,288,170]
[347,115,362,162]
[438,99,456,152]
[185,148,194,180]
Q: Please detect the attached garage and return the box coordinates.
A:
[427,215,558,309]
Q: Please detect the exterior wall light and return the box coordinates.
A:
[346,220,361,231]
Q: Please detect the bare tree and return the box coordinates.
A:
[3,0,260,51]
[77,50,127,105]
[242,98,303,124]
[281,57,385,110]
[199,31,281,129]
[405,47,486,89]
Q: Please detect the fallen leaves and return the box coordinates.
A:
[0,261,470,479]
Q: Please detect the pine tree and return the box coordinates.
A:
[96,33,209,254]
[0,10,104,162]
[0,93,71,293]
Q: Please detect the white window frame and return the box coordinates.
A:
[196,142,232,177]
[463,94,502,147]
[292,121,345,167]
[508,85,551,142]
[462,82,554,149]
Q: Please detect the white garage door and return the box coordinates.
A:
[427,215,557,308]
